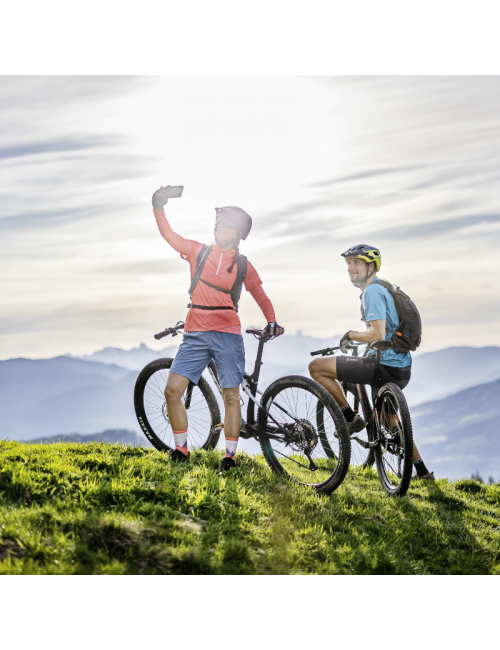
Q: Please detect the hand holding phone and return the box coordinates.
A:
[152,185,184,209]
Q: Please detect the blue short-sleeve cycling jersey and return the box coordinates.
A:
[361,278,412,368]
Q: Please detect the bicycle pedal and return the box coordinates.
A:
[214,423,224,432]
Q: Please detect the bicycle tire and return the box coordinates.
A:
[373,382,413,497]
[134,358,221,452]
[259,375,350,493]
[316,382,375,469]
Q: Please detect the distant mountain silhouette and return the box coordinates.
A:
[0,356,138,439]
[69,342,179,371]
[412,377,500,480]
[23,428,152,446]
[405,346,500,406]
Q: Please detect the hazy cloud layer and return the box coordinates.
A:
[1,76,500,358]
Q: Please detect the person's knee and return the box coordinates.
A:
[165,382,184,404]
[222,389,240,408]
[309,358,322,378]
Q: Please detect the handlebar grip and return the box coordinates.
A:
[154,330,171,340]
[310,349,323,356]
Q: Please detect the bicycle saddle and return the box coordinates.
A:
[371,340,393,351]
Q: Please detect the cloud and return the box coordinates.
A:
[88,259,183,276]
[310,166,424,188]
[378,213,500,241]
[0,137,120,161]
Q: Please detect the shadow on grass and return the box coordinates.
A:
[253,465,497,575]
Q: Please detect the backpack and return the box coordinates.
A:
[361,278,422,353]
[188,245,248,313]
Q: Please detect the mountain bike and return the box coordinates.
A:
[310,340,414,497]
[134,322,351,493]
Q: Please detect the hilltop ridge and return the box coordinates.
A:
[0,441,498,575]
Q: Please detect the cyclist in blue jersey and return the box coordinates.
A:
[309,245,434,480]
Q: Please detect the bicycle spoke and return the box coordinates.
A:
[261,383,346,486]
[138,362,217,451]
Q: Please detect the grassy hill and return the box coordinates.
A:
[0,440,499,575]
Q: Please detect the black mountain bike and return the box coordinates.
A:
[310,340,414,497]
[134,322,351,493]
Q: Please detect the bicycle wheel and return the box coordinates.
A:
[134,358,221,452]
[316,382,375,469]
[373,382,413,496]
[259,375,350,493]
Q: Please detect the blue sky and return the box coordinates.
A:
[1,76,500,359]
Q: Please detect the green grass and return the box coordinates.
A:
[0,440,499,574]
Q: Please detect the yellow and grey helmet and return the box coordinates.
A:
[341,244,381,271]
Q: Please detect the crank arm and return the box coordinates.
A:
[244,423,287,443]
[352,436,379,449]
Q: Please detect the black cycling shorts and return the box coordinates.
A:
[336,355,411,402]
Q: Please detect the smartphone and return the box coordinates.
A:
[164,185,184,198]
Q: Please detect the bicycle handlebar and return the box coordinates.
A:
[310,342,359,357]
[310,346,340,356]
[245,327,275,343]
[154,321,185,341]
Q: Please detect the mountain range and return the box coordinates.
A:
[411,377,500,481]
[2,334,499,480]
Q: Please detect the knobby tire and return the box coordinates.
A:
[134,357,221,452]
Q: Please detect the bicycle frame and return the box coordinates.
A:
[311,341,391,451]
[205,331,298,443]
[153,322,336,456]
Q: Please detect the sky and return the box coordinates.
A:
[1,75,500,359]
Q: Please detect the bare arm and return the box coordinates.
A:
[348,319,386,344]
[153,208,190,255]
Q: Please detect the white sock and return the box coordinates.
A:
[173,429,188,456]
[224,437,239,459]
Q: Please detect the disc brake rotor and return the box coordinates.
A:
[289,419,319,454]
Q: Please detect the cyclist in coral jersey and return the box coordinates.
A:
[152,186,284,470]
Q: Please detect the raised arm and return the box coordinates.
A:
[153,207,190,255]
[152,187,190,255]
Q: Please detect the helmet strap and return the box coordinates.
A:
[354,262,376,288]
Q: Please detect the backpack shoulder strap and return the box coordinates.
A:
[230,254,247,311]
[371,278,396,292]
[188,245,213,298]
[371,278,403,334]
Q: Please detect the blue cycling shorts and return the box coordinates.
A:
[170,331,245,388]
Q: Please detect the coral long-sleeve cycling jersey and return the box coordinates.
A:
[154,208,276,334]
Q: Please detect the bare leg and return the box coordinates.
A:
[308,357,348,407]
[221,387,242,438]
[413,442,422,462]
[165,372,190,431]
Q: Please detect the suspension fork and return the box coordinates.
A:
[185,383,195,409]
